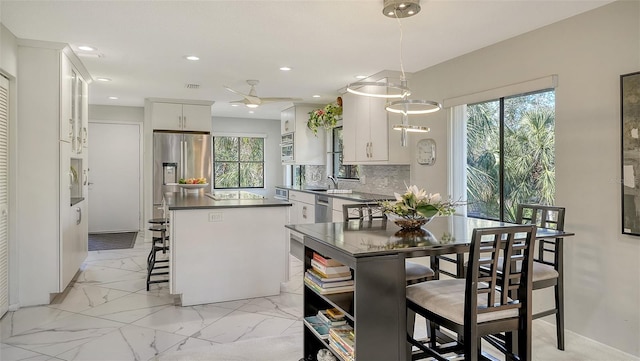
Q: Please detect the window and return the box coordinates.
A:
[465,90,555,222]
[213,136,264,189]
[332,127,358,179]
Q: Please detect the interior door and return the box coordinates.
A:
[88,122,141,232]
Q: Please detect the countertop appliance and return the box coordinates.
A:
[153,131,212,215]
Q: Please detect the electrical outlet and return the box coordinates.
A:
[208,212,223,222]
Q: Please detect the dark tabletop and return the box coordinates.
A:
[286,215,574,258]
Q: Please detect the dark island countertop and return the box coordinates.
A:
[165,191,291,210]
[275,185,393,202]
[286,216,574,259]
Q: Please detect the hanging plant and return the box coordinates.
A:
[307,97,343,136]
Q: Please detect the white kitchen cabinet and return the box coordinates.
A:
[281,106,295,134]
[342,89,410,165]
[281,104,325,165]
[150,101,213,131]
[16,40,91,305]
[331,198,360,222]
[60,51,89,154]
[288,190,315,224]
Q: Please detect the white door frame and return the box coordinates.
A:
[88,120,144,232]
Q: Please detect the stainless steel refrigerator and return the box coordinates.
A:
[153,131,212,209]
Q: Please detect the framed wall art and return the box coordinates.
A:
[621,71,640,235]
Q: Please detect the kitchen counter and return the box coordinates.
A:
[275,185,393,202]
[165,191,291,210]
[165,192,289,306]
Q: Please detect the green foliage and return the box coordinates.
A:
[379,185,459,220]
[466,91,555,222]
[213,136,264,188]
[308,102,342,135]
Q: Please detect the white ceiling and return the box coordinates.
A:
[1,0,614,120]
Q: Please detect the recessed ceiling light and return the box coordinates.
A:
[78,45,96,52]
[246,104,259,109]
[185,55,200,61]
[355,75,368,79]
[231,104,240,107]
[248,111,255,114]
[96,77,112,82]
[108,96,118,100]
[280,67,292,71]
[312,95,321,98]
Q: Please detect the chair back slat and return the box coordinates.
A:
[516,204,565,268]
[342,203,386,222]
[465,225,536,324]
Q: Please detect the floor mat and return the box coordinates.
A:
[88,232,137,251]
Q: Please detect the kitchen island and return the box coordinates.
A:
[164,191,291,306]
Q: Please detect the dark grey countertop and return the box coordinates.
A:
[165,192,291,210]
[275,185,393,202]
[286,216,574,258]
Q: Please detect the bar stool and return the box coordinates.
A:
[147,218,169,291]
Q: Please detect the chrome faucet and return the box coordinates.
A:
[328,175,338,189]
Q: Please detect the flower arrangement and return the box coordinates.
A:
[379,185,458,221]
[307,98,343,135]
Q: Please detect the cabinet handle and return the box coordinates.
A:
[83,169,88,186]
[183,116,187,128]
[302,205,307,219]
[76,207,82,225]
[68,119,73,140]
[285,120,289,132]
[82,127,88,145]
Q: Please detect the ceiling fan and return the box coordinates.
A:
[224,80,302,108]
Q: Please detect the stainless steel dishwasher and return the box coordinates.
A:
[315,194,332,222]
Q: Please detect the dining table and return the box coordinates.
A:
[286,215,574,361]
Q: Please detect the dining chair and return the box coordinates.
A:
[406,225,536,361]
[513,203,566,350]
[342,203,435,284]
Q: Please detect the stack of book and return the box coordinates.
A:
[328,324,355,361]
[304,253,354,295]
[303,307,348,340]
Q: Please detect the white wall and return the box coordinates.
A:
[408,1,639,356]
[212,116,283,198]
[89,104,144,123]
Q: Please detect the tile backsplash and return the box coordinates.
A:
[304,165,410,196]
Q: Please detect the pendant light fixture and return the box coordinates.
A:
[345,0,440,146]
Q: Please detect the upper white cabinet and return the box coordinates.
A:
[60,52,89,154]
[281,104,325,165]
[150,101,213,132]
[16,40,91,304]
[342,89,410,165]
[281,106,295,134]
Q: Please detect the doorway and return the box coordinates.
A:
[88,122,141,233]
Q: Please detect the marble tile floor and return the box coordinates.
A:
[0,234,636,361]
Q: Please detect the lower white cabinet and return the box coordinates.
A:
[289,191,315,224]
[332,198,359,222]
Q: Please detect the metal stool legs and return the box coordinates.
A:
[147,219,169,291]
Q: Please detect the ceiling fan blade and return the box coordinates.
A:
[223,85,248,97]
[224,85,262,104]
[258,97,303,103]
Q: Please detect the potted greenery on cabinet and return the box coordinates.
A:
[307,97,342,135]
